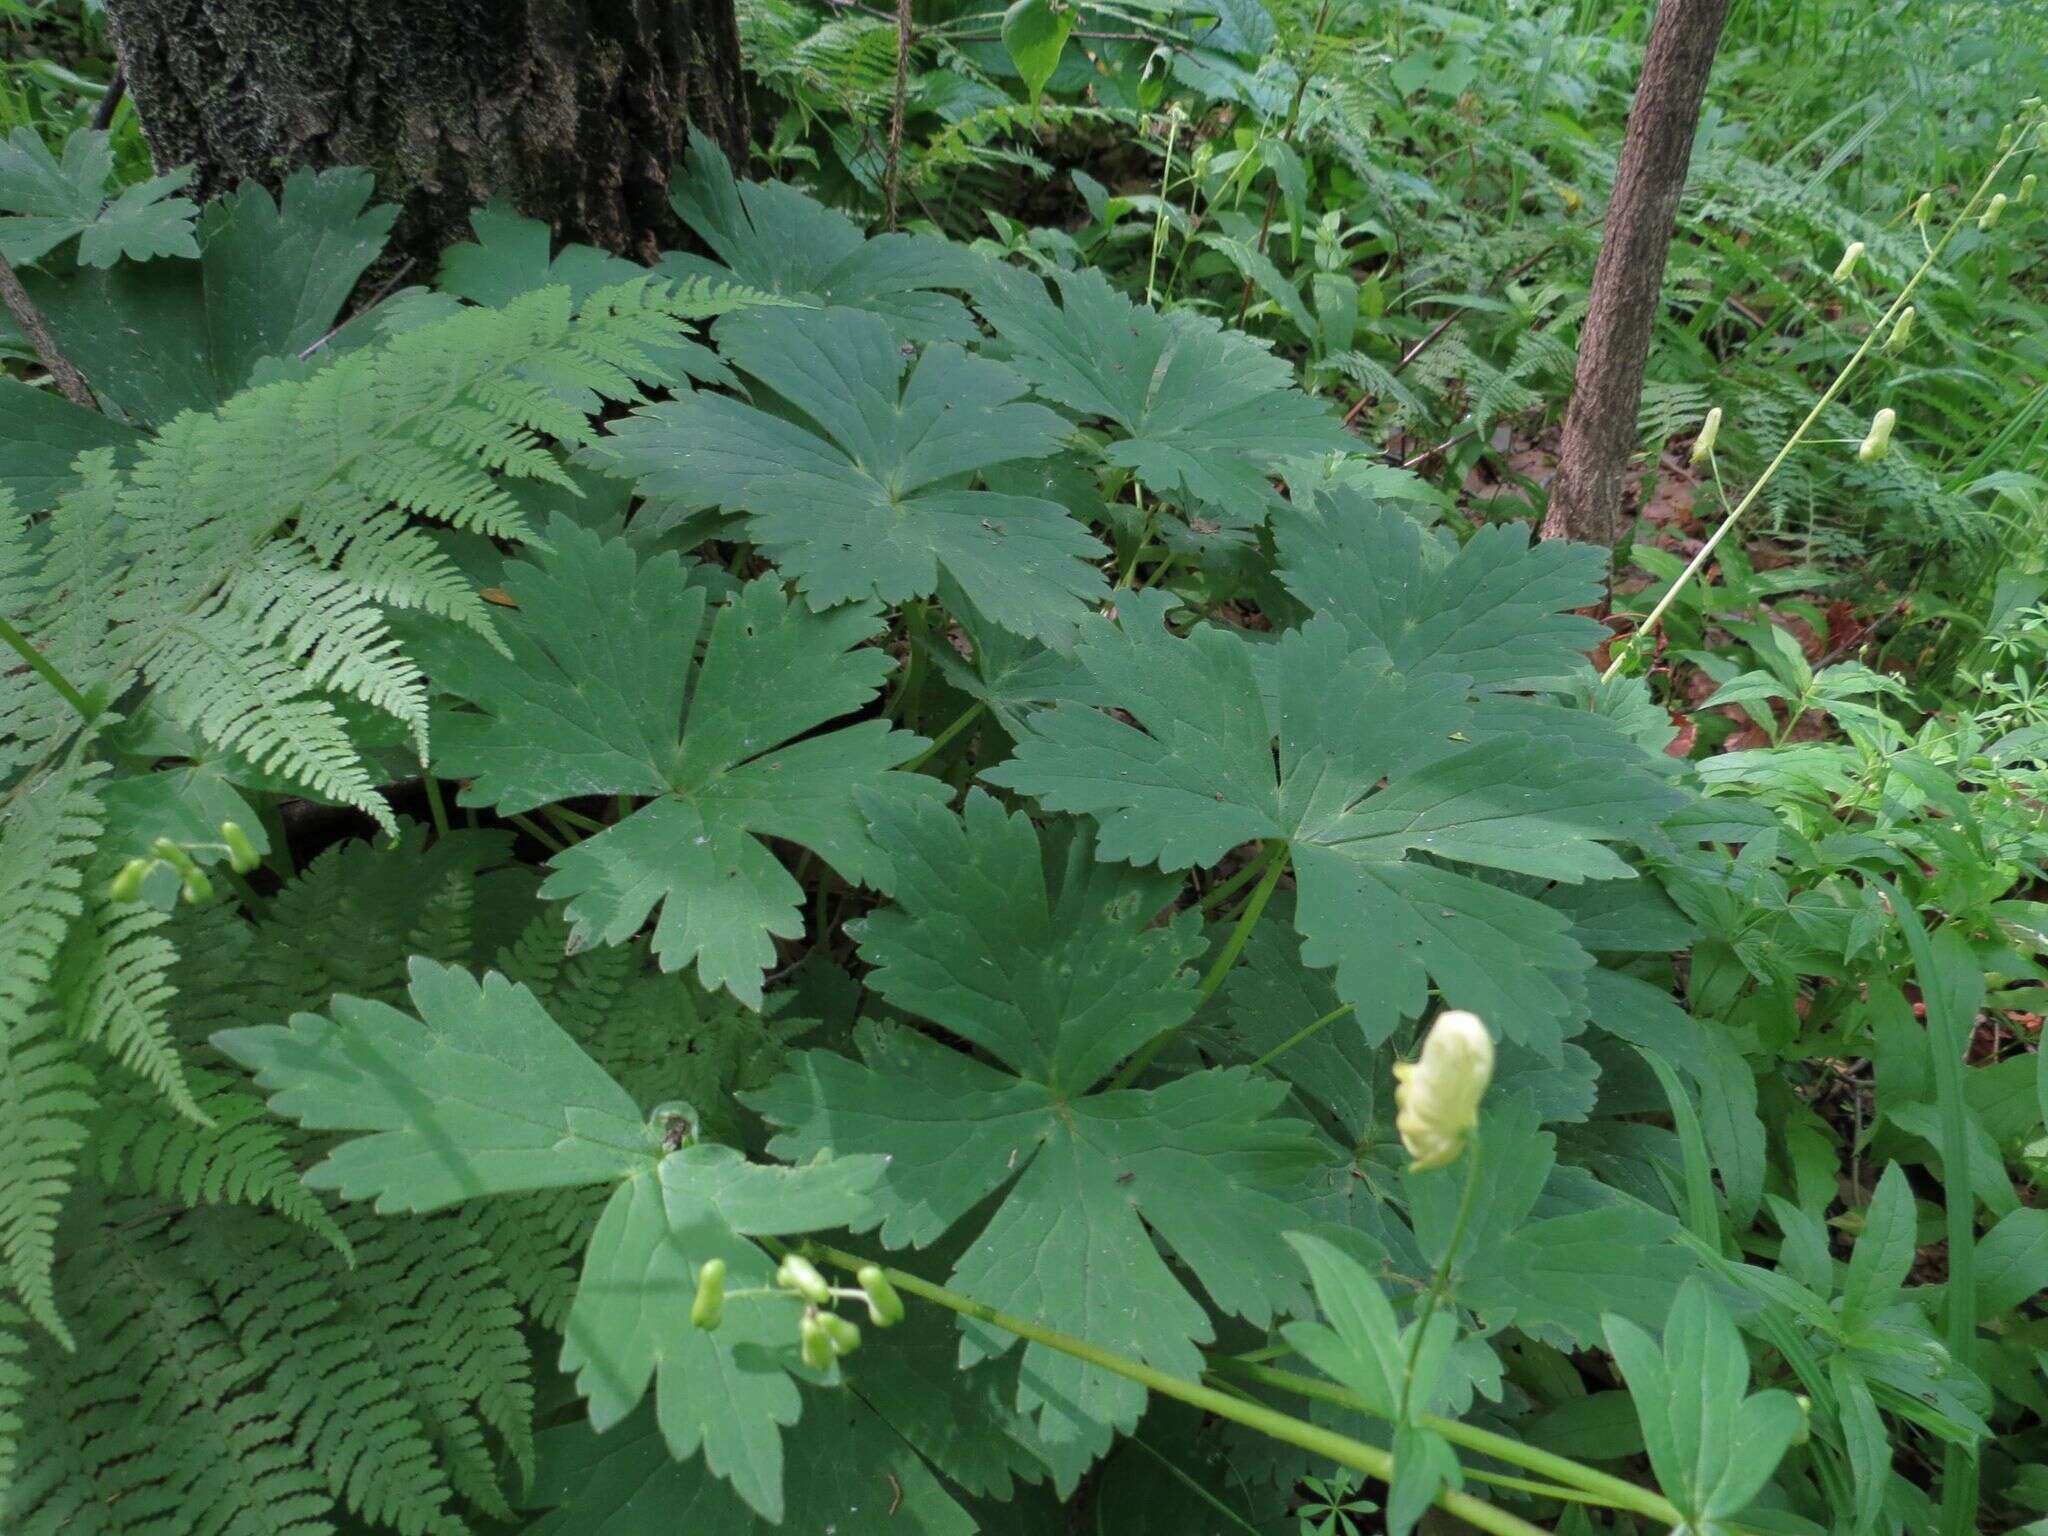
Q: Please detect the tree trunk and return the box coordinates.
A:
[1540,0,1730,545]
[100,0,750,268]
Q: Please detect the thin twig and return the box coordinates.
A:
[883,0,913,232]
[297,258,415,359]
[0,252,97,411]
[91,66,127,131]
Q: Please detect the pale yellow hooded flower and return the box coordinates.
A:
[1392,1010,1495,1172]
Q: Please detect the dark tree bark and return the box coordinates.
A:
[1540,0,1729,545]
[100,0,750,267]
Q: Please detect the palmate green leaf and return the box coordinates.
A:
[422,517,945,1004]
[599,304,1110,643]
[215,958,651,1210]
[1273,489,1609,693]
[1604,1279,1805,1535]
[972,264,1356,517]
[986,591,1687,1055]
[751,792,1332,1463]
[0,127,198,267]
[215,956,887,1521]
[17,166,394,425]
[657,131,980,343]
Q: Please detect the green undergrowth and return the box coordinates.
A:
[0,3,2046,1534]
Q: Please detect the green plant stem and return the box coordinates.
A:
[1399,1131,1482,1422]
[1246,1001,1354,1069]
[1144,110,1183,308]
[421,775,452,839]
[1115,488,1155,590]
[0,613,98,725]
[1110,840,1288,1089]
[905,699,987,771]
[1605,134,2030,681]
[547,803,608,834]
[1195,843,1277,913]
[804,1244,1554,1536]
[1218,1362,1683,1526]
[506,812,567,854]
[1869,876,1980,1536]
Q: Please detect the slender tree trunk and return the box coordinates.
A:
[1540,0,1730,545]
[100,0,749,267]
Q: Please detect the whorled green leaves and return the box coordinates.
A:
[420,517,944,1004]
[986,589,1687,1055]
[750,793,1333,1459]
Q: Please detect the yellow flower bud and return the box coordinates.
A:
[1999,124,2016,152]
[179,869,214,905]
[220,821,261,875]
[857,1265,904,1327]
[1392,1010,1494,1173]
[1885,305,1915,353]
[1979,194,2007,231]
[1911,192,1932,225]
[691,1258,726,1330]
[1832,241,1865,281]
[1858,408,1897,463]
[776,1253,832,1305]
[1689,407,1722,465]
[107,857,153,904]
[2020,174,2037,207]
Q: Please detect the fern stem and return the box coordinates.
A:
[804,1243,1554,1536]
[1110,840,1288,1090]
[1605,129,2032,680]
[0,613,99,725]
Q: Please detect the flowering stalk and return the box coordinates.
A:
[1605,106,2041,680]
[802,1241,1559,1536]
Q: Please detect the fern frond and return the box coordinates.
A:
[14,283,729,825]
[87,1067,349,1256]
[0,748,104,1344]
[0,1301,24,1489]
[340,1207,533,1513]
[55,891,201,1121]
[452,1188,599,1332]
[182,1207,470,1536]
[6,1207,335,1536]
